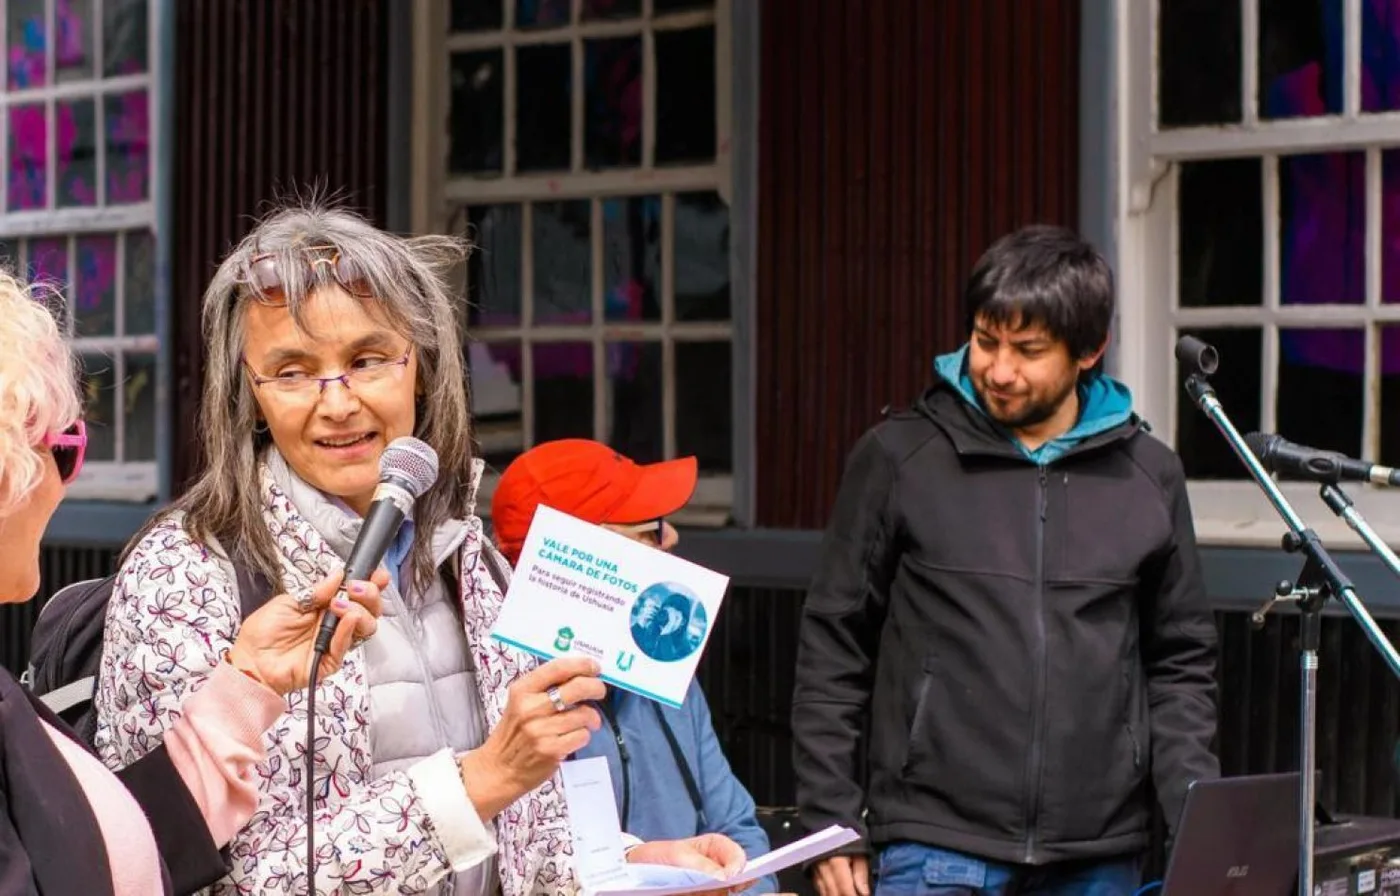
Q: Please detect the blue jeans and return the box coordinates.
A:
[874,842,1142,896]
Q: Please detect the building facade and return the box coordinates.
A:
[5,0,1400,831]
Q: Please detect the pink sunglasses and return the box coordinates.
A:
[42,420,87,484]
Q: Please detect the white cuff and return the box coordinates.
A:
[409,748,497,872]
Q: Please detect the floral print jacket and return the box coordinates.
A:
[93,462,577,895]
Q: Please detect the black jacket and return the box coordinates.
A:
[792,381,1220,866]
[0,666,228,895]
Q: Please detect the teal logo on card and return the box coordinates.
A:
[616,651,635,671]
[554,626,575,651]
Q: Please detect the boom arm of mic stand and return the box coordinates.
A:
[1312,484,1400,678]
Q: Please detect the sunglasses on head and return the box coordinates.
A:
[243,244,374,305]
[42,420,87,484]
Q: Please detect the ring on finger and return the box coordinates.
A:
[546,685,569,713]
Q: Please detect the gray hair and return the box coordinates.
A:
[128,202,474,593]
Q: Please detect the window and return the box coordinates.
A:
[417,0,735,525]
[1,0,157,502]
[1116,0,1400,545]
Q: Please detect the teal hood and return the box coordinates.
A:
[933,344,1136,465]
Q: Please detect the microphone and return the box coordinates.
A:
[1175,335,1219,375]
[312,436,440,656]
[1244,432,1400,487]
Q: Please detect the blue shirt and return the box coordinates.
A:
[573,681,778,893]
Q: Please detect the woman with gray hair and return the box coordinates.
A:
[93,202,746,895]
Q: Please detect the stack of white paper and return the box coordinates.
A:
[586,825,861,896]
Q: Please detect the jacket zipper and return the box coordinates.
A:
[1126,666,1142,770]
[391,581,453,749]
[1024,464,1050,863]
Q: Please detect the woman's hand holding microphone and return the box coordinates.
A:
[224,567,389,695]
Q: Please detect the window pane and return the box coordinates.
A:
[584,37,641,169]
[1279,152,1364,306]
[517,0,569,28]
[582,0,640,21]
[125,229,155,335]
[80,353,116,461]
[606,341,662,463]
[452,0,503,31]
[105,91,149,203]
[1363,0,1400,113]
[1176,327,1261,479]
[533,342,593,444]
[124,353,156,461]
[55,0,93,82]
[1158,0,1240,127]
[603,195,659,323]
[29,236,67,288]
[1260,0,1340,120]
[75,233,116,338]
[675,341,731,473]
[1179,159,1262,308]
[29,237,68,331]
[103,0,147,76]
[674,191,729,321]
[7,0,46,89]
[1378,326,1400,462]
[467,204,523,328]
[9,104,47,211]
[1278,327,1363,459]
[654,0,713,12]
[533,200,591,325]
[516,43,571,172]
[655,27,715,164]
[469,341,524,470]
[450,50,504,174]
[57,98,97,208]
[1381,149,1400,304]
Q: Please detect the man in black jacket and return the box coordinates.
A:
[793,226,1219,896]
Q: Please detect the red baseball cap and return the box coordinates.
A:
[491,439,698,564]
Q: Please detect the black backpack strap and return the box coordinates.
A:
[234,561,275,620]
[650,701,707,829]
[479,540,512,594]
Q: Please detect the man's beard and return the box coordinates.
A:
[979,378,1077,430]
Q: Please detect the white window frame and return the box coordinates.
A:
[1113,0,1400,548]
[0,0,160,502]
[412,0,735,526]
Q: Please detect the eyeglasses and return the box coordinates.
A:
[42,420,87,484]
[610,518,665,546]
[243,349,414,404]
[242,244,374,305]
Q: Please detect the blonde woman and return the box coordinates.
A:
[0,269,382,895]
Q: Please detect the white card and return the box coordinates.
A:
[560,757,631,890]
[489,505,730,708]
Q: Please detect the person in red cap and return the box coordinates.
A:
[492,438,696,561]
[493,440,781,895]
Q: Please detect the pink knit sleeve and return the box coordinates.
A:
[162,659,286,846]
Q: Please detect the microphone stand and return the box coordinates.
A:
[1178,343,1400,896]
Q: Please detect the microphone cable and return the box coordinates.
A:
[307,643,330,896]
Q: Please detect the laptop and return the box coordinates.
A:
[1161,772,1300,895]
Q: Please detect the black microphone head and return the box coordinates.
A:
[380,437,439,499]
[1175,335,1219,375]
[1244,431,1277,461]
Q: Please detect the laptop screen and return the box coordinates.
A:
[1162,773,1300,896]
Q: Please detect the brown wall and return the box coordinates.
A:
[171,0,390,492]
[754,0,1081,529]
